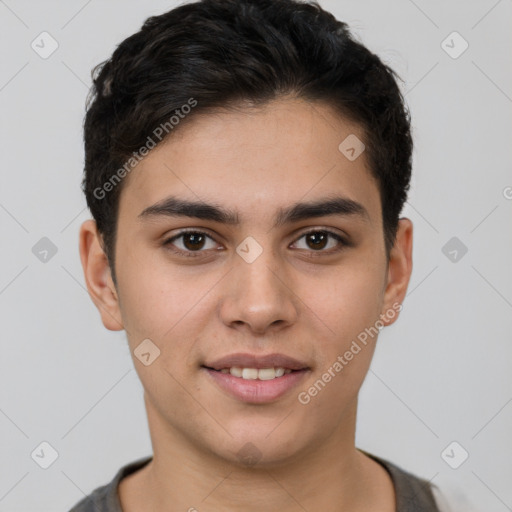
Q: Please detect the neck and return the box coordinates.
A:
[120,394,394,512]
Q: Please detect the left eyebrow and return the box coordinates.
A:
[138,195,370,227]
[274,196,370,227]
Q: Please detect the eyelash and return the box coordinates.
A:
[162,228,349,258]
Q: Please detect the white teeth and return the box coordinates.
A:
[225,367,292,380]
[258,368,277,380]
[242,368,259,380]
[230,367,243,377]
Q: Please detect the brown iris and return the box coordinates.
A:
[305,231,329,250]
[182,232,206,251]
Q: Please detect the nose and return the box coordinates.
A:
[218,247,299,335]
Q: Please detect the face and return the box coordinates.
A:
[80,98,412,468]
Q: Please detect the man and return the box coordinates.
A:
[72,0,445,510]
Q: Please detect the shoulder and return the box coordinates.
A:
[68,456,153,512]
[68,480,113,512]
[360,450,442,512]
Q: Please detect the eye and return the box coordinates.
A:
[163,228,349,259]
[291,229,347,253]
[163,230,220,256]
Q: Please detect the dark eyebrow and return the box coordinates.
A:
[138,195,369,226]
[274,196,369,227]
[139,197,239,224]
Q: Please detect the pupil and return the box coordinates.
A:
[307,232,327,250]
[184,233,204,250]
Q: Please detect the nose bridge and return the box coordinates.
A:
[219,238,298,332]
[237,244,280,296]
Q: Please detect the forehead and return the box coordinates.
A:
[118,98,381,224]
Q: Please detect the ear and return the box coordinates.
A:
[380,218,413,326]
[79,219,124,331]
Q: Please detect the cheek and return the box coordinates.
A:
[115,246,206,338]
[305,259,385,344]
[115,252,223,384]
[299,256,385,396]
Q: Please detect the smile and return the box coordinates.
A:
[207,366,293,380]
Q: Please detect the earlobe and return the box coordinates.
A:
[380,218,413,327]
[79,219,124,331]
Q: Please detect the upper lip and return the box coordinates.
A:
[203,352,309,371]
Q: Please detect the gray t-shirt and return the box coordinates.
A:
[68,451,441,511]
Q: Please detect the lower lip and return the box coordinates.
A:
[202,367,309,404]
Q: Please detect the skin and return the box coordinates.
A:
[79,97,413,511]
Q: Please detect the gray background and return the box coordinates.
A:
[0,0,511,510]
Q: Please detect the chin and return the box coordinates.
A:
[206,427,308,469]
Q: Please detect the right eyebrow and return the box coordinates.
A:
[138,196,239,224]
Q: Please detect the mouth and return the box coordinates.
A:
[202,366,299,380]
[201,353,310,403]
